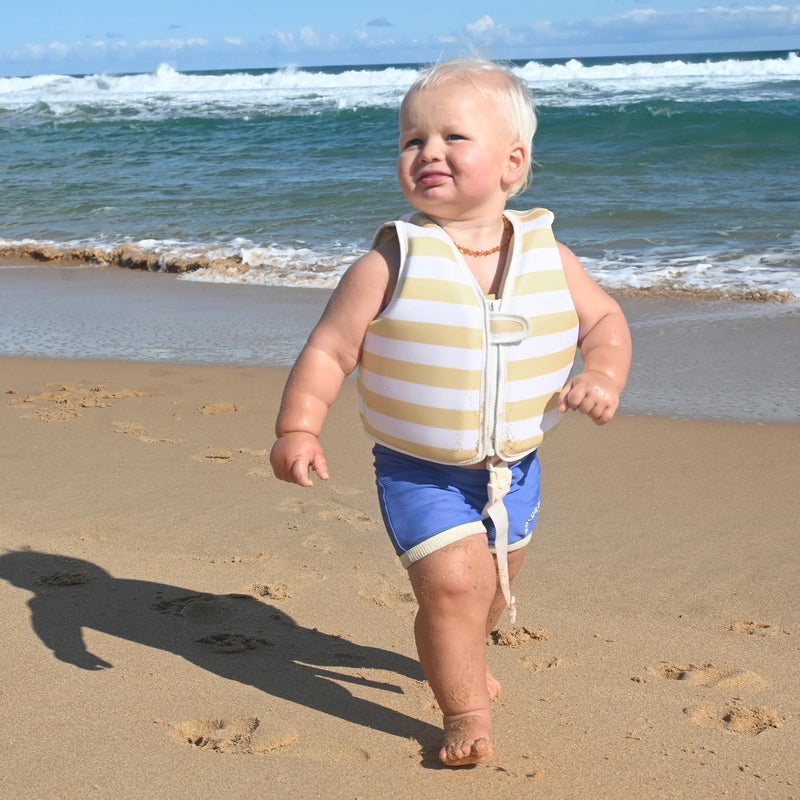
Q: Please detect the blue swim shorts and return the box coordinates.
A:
[372,444,541,568]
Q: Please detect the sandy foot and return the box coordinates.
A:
[440,710,493,767]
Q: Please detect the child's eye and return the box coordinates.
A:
[402,137,423,149]
[446,134,465,141]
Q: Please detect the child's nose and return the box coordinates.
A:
[419,138,443,162]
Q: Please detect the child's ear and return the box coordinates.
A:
[504,141,527,185]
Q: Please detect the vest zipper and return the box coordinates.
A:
[483,298,501,458]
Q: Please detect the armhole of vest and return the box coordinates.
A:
[371,220,408,319]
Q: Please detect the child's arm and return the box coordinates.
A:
[270,246,393,486]
[557,243,632,424]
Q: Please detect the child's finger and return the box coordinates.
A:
[558,383,572,412]
[311,453,330,481]
[559,382,585,412]
[290,455,315,487]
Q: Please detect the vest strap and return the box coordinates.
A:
[488,313,531,345]
[482,457,516,624]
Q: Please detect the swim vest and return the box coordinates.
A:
[357,208,579,466]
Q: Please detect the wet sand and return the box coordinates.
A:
[1,263,798,421]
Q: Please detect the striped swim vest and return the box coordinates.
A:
[357,208,579,465]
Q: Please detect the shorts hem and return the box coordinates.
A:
[399,521,486,568]
[489,531,533,555]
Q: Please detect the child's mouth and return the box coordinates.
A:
[418,171,450,186]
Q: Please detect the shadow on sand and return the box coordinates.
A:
[0,548,441,754]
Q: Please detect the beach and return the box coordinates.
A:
[2,47,799,798]
[2,266,799,799]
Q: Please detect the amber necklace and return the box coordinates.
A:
[453,216,511,257]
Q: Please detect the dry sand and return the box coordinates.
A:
[1,355,798,799]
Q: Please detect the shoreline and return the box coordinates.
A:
[2,355,798,799]
[2,245,798,304]
[1,263,798,424]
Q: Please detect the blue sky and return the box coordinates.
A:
[2,2,798,76]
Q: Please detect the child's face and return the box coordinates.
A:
[397,78,524,222]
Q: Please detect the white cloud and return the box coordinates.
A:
[466,15,497,35]
[3,3,798,76]
[468,14,524,46]
[459,4,800,53]
[137,38,207,49]
[299,27,320,47]
[270,30,295,47]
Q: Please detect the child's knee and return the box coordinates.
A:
[410,544,496,609]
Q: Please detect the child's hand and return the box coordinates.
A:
[269,432,330,486]
[559,371,620,425]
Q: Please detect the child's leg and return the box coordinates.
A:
[484,547,526,699]
[407,534,499,766]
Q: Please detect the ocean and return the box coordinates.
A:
[1,51,799,424]
[2,50,799,300]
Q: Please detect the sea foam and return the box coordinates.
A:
[2,52,797,120]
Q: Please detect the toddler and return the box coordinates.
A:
[271,58,632,766]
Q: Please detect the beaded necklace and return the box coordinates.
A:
[453,216,511,257]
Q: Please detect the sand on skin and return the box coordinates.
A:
[1,355,798,800]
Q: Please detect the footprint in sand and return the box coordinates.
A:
[36,569,90,586]
[195,632,272,653]
[648,661,769,691]
[152,593,237,621]
[248,582,293,602]
[277,497,307,514]
[113,421,179,444]
[489,626,549,647]
[357,581,416,610]
[725,620,783,637]
[202,449,234,461]
[521,654,563,672]
[318,496,381,532]
[277,495,380,534]
[301,531,335,555]
[168,717,297,754]
[650,661,783,735]
[15,383,147,422]
[685,702,784,735]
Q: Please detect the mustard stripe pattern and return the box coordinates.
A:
[357,208,579,464]
[360,351,482,392]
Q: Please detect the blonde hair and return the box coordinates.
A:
[403,58,537,197]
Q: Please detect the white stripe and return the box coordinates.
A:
[515,249,563,274]
[504,406,563,440]
[359,369,481,410]
[504,364,574,402]
[507,325,580,362]
[363,333,484,370]
[363,408,481,450]
[387,296,483,327]
[507,289,575,315]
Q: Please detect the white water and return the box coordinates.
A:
[2,52,798,118]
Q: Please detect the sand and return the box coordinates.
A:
[1,353,798,800]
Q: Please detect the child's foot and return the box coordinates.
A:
[440,710,492,766]
[486,666,502,700]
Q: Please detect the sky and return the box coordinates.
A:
[2,2,799,76]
